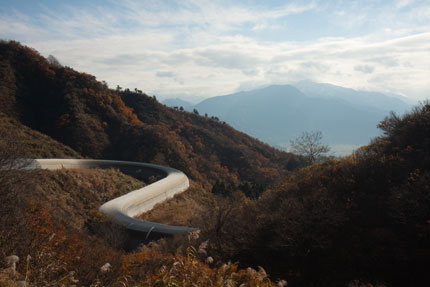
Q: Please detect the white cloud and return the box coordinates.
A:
[396,0,414,9]
[27,31,430,101]
[0,0,429,101]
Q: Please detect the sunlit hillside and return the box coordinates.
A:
[0,41,301,191]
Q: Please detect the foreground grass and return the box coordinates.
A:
[31,168,145,230]
[0,168,280,287]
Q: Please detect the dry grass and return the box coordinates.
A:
[138,181,213,226]
[0,161,279,286]
[29,168,145,230]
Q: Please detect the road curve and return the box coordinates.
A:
[28,159,197,235]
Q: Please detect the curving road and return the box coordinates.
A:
[28,159,197,235]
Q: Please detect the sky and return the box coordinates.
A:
[0,0,429,102]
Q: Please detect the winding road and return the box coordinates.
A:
[28,159,197,235]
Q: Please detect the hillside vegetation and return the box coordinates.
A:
[1,40,429,287]
[0,108,278,286]
[0,112,81,158]
[0,40,296,286]
[0,40,301,191]
[0,164,279,286]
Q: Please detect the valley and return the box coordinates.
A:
[164,82,413,155]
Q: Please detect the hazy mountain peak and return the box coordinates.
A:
[293,80,412,114]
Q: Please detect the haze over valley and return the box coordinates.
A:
[164,81,413,155]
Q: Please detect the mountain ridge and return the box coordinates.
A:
[293,80,412,114]
[166,82,413,154]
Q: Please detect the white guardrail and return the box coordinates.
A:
[28,159,196,235]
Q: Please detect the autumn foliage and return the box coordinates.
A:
[0,40,296,286]
[2,40,430,287]
[0,166,278,287]
[0,40,301,192]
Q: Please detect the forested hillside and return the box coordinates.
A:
[0,40,300,190]
[0,41,290,287]
[0,112,81,158]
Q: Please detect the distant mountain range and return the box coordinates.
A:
[293,80,413,115]
[163,81,413,154]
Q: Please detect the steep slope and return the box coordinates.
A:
[194,84,387,147]
[0,40,300,189]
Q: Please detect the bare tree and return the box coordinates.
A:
[289,131,330,163]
